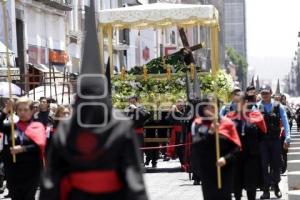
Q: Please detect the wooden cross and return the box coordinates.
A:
[162,28,204,65]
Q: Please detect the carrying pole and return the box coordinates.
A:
[210,21,221,189]
[1,0,16,163]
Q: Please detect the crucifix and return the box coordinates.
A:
[176,27,202,65]
[161,27,204,66]
[129,27,204,74]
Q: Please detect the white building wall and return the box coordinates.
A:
[25,5,66,50]
[0,0,17,56]
[128,29,138,68]
[22,2,67,66]
[139,29,156,65]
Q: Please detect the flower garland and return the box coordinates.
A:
[112,70,233,109]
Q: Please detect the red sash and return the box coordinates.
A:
[60,170,123,200]
[248,111,267,133]
[17,121,47,161]
[219,117,242,148]
[226,111,267,134]
[166,125,182,157]
[134,128,144,135]
[194,117,242,149]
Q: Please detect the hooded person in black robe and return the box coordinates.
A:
[191,97,241,200]
[124,95,150,164]
[39,1,148,200]
[226,93,267,200]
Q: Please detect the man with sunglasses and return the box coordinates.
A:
[219,86,242,118]
[257,85,290,199]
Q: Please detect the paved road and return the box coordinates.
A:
[0,160,289,200]
[144,122,300,200]
[144,159,289,200]
[2,128,296,200]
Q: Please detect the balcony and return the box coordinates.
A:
[35,0,72,11]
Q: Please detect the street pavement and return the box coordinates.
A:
[144,123,300,200]
[144,159,289,200]
[1,131,296,200]
[0,160,289,200]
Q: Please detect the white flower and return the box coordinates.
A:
[129,81,140,89]
[175,78,185,86]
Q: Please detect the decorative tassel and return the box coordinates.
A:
[121,66,126,80]
[167,65,171,79]
[143,65,148,80]
[190,63,195,81]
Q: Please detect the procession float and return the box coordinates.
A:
[98,2,233,187]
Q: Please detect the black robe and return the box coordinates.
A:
[39,110,148,200]
[124,105,150,129]
[191,119,240,200]
[124,105,150,162]
[33,111,52,127]
[233,121,263,191]
[0,112,42,200]
[166,108,192,167]
[33,111,54,144]
[226,111,266,198]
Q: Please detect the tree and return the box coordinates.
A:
[226,47,248,89]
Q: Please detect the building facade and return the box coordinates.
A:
[0,0,231,83]
[223,0,247,58]
[0,0,73,90]
[68,0,227,72]
[127,0,223,70]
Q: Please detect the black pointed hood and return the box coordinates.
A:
[255,76,260,93]
[80,0,102,75]
[105,57,112,107]
[193,67,201,99]
[185,68,192,102]
[70,0,112,132]
[250,76,255,87]
[275,78,281,95]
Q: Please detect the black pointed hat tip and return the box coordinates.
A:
[250,76,254,86]
[80,0,102,75]
[275,78,281,95]
[193,67,201,99]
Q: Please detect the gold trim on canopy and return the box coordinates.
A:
[100,18,219,30]
[98,3,220,78]
[99,3,219,30]
[98,3,222,188]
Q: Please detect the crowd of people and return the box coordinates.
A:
[0,83,298,200]
[124,83,298,200]
[0,1,299,199]
[0,96,71,199]
[195,84,291,200]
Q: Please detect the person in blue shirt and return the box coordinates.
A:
[219,87,241,118]
[257,85,290,199]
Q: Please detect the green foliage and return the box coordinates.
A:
[112,70,233,109]
[128,53,185,75]
[226,47,248,86]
